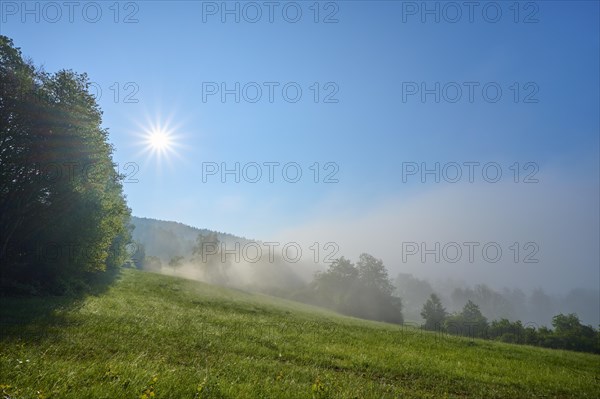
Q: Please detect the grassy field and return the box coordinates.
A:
[1,269,598,398]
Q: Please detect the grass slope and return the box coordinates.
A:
[1,269,598,398]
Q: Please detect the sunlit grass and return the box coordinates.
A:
[1,269,598,398]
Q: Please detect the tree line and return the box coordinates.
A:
[395,272,599,330]
[0,36,131,294]
[299,254,599,355]
[421,294,599,354]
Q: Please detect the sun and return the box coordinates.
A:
[138,120,179,159]
[132,111,186,169]
[148,130,172,151]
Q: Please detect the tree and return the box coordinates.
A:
[356,253,394,296]
[462,300,485,321]
[445,300,488,338]
[327,256,358,281]
[489,319,525,344]
[313,257,359,312]
[312,254,403,324]
[420,293,447,331]
[551,313,598,353]
[0,36,131,292]
[355,253,403,323]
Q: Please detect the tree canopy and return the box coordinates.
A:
[0,36,131,293]
[420,293,448,331]
[313,254,403,324]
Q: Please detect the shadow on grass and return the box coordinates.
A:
[0,266,123,343]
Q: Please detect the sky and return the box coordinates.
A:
[2,1,599,293]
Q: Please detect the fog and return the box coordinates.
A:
[150,256,311,296]
[275,168,599,295]
[132,162,599,327]
[270,166,599,326]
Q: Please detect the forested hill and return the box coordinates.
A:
[130,216,250,261]
[128,216,308,295]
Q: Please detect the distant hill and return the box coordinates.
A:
[130,216,251,261]
[129,216,307,294]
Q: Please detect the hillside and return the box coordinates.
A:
[130,216,252,261]
[1,269,598,398]
[129,216,308,294]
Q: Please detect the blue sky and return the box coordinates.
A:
[2,1,599,292]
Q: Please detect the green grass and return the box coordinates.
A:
[1,269,598,398]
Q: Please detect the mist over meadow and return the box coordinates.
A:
[131,216,599,327]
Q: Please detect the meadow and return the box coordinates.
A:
[1,269,598,398]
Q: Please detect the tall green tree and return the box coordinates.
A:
[0,36,131,292]
[313,254,403,324]
[420,293,447,331]
[446,300,489,338]
[313,257,359,312]
[550,313,598,353]
[356,253,394,296]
